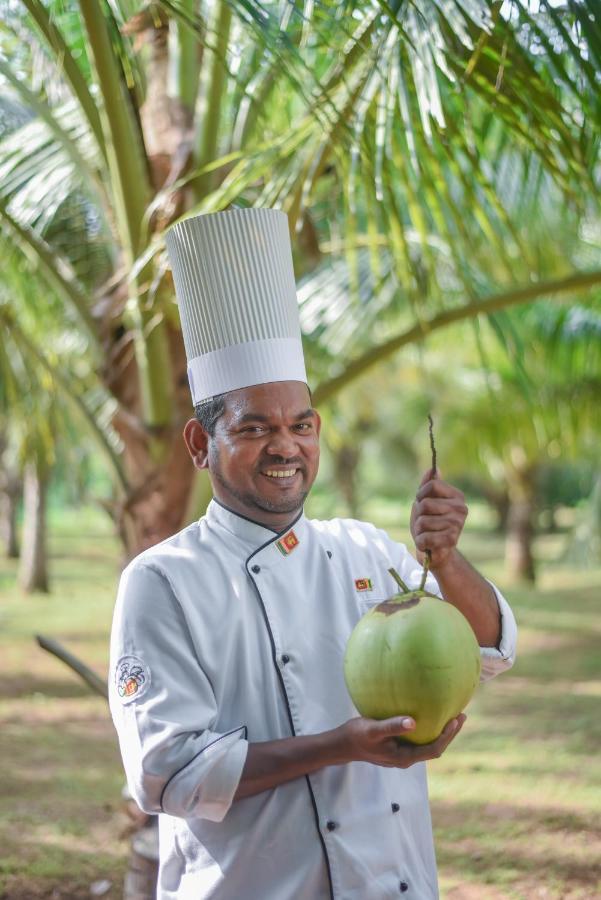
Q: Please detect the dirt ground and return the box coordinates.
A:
[1,513,600,899]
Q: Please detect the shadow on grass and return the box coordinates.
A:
[0,675,92,700]
[0,718,127,898]
[0,842,125,900]
[434,798,599,839]
[510,635,601,682]
[433,797,601,892]
[466,688,601,755]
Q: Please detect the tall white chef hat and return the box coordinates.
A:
[165,208,307,406]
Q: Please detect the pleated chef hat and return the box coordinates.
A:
[165,208,307,406]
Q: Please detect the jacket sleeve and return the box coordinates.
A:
[376,528,517,683]
[476,583,517,682]
[109,561,248,822]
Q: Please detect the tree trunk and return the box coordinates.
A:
[479,483,510,533]
[18,458,49,593]
[332,443,361,518]
[504,463,537,583]
[99,298,199,557]
[564,471,601,566]
[0,471,21,558]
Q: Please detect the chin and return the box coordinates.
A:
[253,492,307,515]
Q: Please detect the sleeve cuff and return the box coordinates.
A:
[160,726,249,822]
[479,583,518,682]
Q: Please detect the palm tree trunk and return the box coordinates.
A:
[504,462,537,583]
[332,443,362,518]
[18,458,49,593]
[1,473,21,559]
[479,482,510,533]
[112,406,198,556]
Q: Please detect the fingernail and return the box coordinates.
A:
[401,717,415,729]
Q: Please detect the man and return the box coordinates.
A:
[110,209,517,899]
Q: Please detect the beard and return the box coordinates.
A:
[209,451,310,516]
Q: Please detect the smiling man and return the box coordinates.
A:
[188,382,321,528]
[109,209,517,900]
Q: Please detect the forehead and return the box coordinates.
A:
[223,381,312,421]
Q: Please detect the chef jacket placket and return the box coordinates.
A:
[245,526,338,900]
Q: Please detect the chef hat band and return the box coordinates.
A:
[165,208,307,405]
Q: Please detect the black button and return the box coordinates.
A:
[400,882,409,893]
[391,802,400,813]
[326,820,337,831]
[326,550,332,559]
[251,565,260,574]
[281,654,290,665]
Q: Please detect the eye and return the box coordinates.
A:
[293,423,313,432]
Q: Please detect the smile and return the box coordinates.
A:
[262,469,299,479]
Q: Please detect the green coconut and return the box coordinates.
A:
[344,567,481,745]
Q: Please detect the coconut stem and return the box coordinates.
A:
[428,413,437,476]
[388,567,411,594]
[420,414,437,591]
[419,551,431,591]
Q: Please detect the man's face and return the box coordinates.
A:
[190,381,321,530]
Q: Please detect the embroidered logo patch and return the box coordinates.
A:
[354,578,373,592]
[276,529,300,556]
[115,655,150,705]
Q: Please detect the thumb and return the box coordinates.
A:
[375,716,415,736]
[419,466,441,486]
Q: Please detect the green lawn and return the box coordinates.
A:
[1,504,600,899]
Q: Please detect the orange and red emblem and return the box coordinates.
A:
[276,529,300,556]
[354,578,373,592]
[115,655,150,705]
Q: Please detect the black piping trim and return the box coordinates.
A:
[245,548,335,900]
[159,724,248,812]
[213,498,304,540]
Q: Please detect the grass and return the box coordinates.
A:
[1,503,600,899]
[430,566,601,899]
[0,507,126,900]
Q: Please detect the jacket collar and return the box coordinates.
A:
[206,498,305,554]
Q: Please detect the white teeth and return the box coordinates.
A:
[264,469,297,478]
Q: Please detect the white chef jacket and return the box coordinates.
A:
[109,500,517,900]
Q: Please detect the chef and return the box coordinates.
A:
[109,208,517,899]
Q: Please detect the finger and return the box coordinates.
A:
[414,531,461,552]
[416,479,462,502]
[413,716,465,761]
[442,713,466,736]
[413,515,463,534]
[433,714,467,751]
[419,467,439,487]
[370,716,416,738]
[393,714,468,767]
[414,498,468,517]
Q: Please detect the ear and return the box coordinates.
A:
[183,418,210,470]
[313,409,322,438]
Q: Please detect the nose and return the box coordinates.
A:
[265,428,299,459]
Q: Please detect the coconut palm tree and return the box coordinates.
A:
[408,301,601,582]
[0,238,126,588]
[0,0,600,556]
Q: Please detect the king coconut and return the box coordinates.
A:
[344,566,481,744]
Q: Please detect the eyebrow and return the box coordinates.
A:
[237,408,316,425]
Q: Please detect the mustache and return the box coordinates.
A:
[258,456,304,469]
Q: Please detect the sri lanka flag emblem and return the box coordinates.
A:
[354,578,373,591]
[276,529,300,556]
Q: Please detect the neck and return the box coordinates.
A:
[213,497,301,534]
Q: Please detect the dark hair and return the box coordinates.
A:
[194,394,227,436]
[194,383,313,437]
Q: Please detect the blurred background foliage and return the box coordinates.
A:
[0,0,600,589]
[1,4,601,899]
